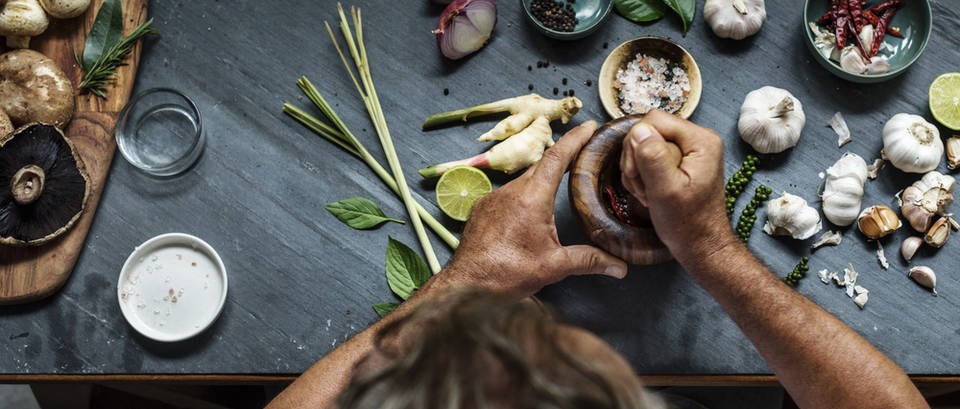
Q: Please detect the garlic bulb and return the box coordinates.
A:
[821,153,867,226]
[738,86,805,154]
[899,171,954,232]
[703,0,765,40]
[763,192,821,240]
[882,113,943,173]
[857,205,900,239]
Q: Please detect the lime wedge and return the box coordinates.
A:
[435,166,492,222]
[930,72,960,131]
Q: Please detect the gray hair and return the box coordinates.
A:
[338,290,664,409]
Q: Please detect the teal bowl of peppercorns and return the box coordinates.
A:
[521,0,613,40]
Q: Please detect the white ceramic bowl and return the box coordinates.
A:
[117,233,227,342]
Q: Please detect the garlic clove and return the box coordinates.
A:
[857,205,901,239]
[900,236,923,262]
[947,135,960,170]
[908,266,937,295]
[924,216,951,248]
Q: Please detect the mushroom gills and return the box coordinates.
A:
[0,123,89,246]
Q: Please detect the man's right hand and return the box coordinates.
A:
[618,110,736,266]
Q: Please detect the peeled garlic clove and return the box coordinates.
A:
[908,266,937,295]
[947,135,960,170]
[857,205,901,239]
[763,192,821,240]
[901,236,923,262]
[924,217,951,248]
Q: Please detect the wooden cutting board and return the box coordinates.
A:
[0,0,150,304]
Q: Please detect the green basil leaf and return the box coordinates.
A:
[385,237,430,300]
[613,0,666,23]
[325,197,404,230]
[81,0,124,69]
[661,0,696,35]
[373,302,401,318]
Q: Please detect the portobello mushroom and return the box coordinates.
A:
[0,123,89,246]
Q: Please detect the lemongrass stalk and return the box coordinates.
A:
[283,88,459,250]
[328,5,442,274]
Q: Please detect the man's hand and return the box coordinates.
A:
[618,110,736,266]
[438,120,627,297]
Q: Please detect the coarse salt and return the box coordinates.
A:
[615,54,690,115]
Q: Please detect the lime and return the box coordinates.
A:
[929,72,960,131]
[435,166,492,221]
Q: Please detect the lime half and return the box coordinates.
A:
[930,72,960,131]
[435,166,492,222]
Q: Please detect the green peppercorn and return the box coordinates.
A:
[735,184,772,243]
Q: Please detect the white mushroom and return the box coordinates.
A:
[0,49,75,128]
[39,0,90,19]
[0,0,49,49]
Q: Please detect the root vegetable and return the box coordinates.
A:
[419,116,553,177]
[433,0,496,60]
[423,93,581,139]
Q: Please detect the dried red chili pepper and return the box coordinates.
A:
[848,0,865,31]
[869,0,903,14]
[603,185,635,226]
[871,7,897,56]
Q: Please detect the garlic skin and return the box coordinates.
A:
[900,236,922,262]
[857,205,901,239]
[924,216,951,248]
[703,0,765,40]
[808,23,839,61]
[821,153,867,226]
[908,266,937,295]
[738,86,805,154]
[882,113,943,173]
[946,135,960,170]
[900,171,955,232]
[763,192,821,240]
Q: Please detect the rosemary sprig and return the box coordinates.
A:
[76,18,158,98]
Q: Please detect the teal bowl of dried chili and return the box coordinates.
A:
[803,0,932,83]
[521,0,613,40]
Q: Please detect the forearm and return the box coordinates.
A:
[681,238,928,409]
[265,276,450,409]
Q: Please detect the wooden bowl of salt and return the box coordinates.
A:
[598,37,702,120]
[568,115,672,265]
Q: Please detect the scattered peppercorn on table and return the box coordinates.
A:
[1,0,959,401]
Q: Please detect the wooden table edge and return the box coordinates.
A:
[2,374,959,386]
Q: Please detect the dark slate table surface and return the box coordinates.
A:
[3,0,959,377]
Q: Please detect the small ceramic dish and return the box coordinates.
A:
[117,233,227,342]
[802,0,931,83]
[520,0,613,40]
[598,37,702,120]
[116,88,204,177]
[569,115,672,265]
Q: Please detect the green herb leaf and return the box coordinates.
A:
[77,18,158,98]
[385,237,430,300]
[80,0,124,69]
[325,197,405,229]
[661,0,696,35]
[373,302,401,318]
[613,0,666,23]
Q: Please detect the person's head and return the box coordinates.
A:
[339,290,664,409]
